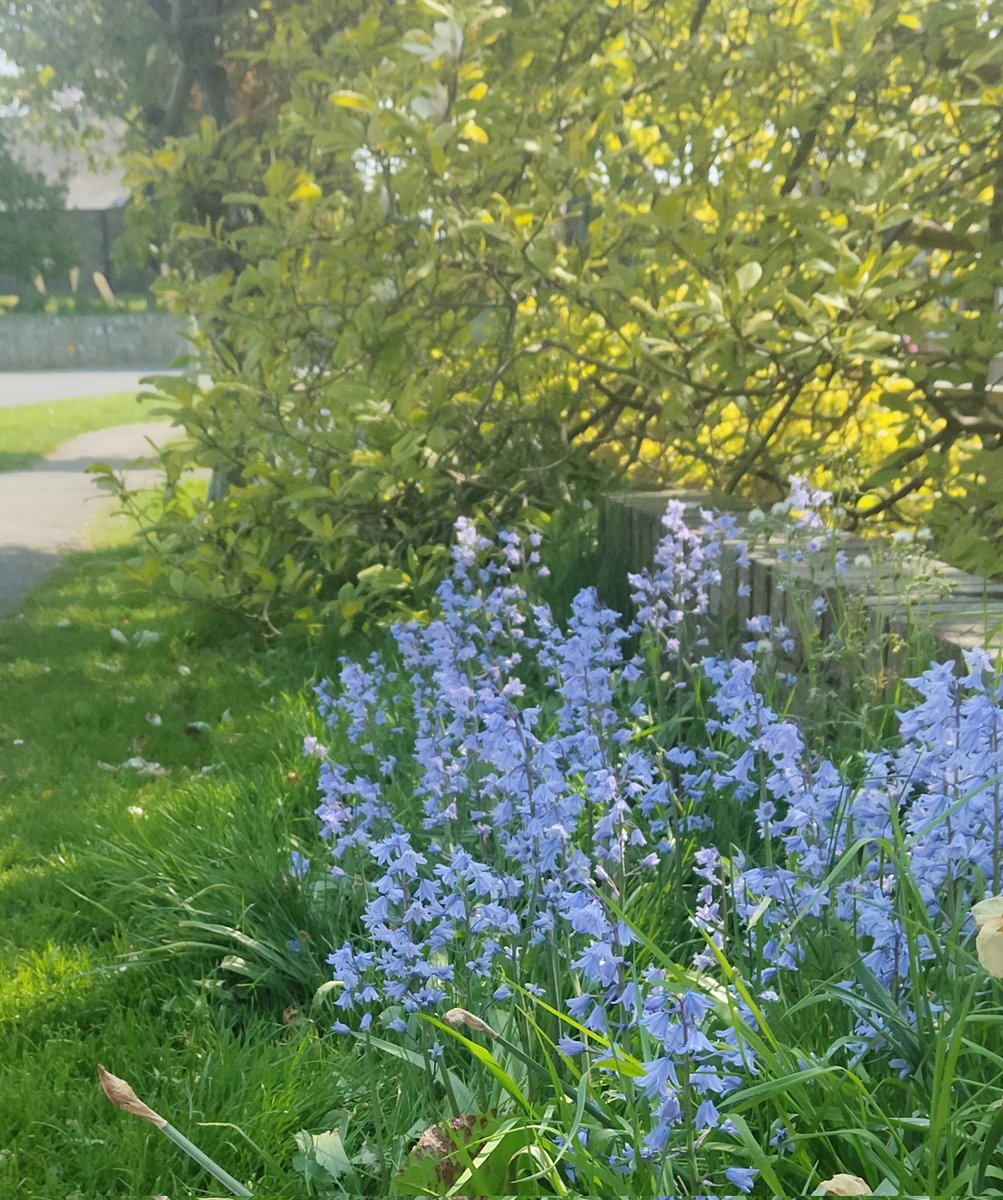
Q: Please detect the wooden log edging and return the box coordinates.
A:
[599,490,1003,665]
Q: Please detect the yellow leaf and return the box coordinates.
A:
[330,90,376,111]
[289,180,322,203]
[461,120,489,145]
[153,148,177,171]
[38,65,56,87]
[897,12,920,28]
[467,82,488,101]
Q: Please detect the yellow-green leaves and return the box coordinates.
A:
[122,0,1003,631]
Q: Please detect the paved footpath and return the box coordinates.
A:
[0,370,172,408]
[0,422,180,615]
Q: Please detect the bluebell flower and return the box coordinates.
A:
[307,504,992,1164]
[725,1165,758,1192]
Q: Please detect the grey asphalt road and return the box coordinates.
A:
[0,370,177,407]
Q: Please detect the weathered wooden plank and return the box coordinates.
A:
[600,490,1003,663]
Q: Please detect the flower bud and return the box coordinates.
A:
[442,1008,497,1038]
[98,1065,166,1128]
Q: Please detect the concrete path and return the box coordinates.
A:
[0,422,183,615]
[0,370,173,407]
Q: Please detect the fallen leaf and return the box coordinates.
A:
[816,1175,873,1196]
[973,896,1003,929]
[120,756,170,777]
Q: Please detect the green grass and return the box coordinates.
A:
[0,546,373,1197]
[0,391,168,472]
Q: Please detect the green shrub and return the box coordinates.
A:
[116,0,1003,630]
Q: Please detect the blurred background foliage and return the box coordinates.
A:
[6,0,1003,627]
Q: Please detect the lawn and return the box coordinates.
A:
[0,390,169,472]
[0,545,358,1197]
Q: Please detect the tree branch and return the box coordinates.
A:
[724,372,812,493]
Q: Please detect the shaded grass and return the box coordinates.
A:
[0,391,167,472]
[0,545,372,1196]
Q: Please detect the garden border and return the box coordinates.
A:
[600,490,1003,663]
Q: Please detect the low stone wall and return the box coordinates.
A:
[0,313,189,370]
[600,490,1003,664]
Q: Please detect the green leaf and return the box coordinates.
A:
[422,1015,533,1113]
[300,1128,353,1181]
[736,261,763,295]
